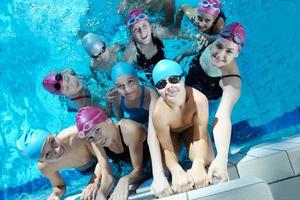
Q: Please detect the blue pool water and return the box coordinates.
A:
[1,0,300,199]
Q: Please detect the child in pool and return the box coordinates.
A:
[106,61,173,197]
[174,0,226,63]
[118,0,175,26]
[151,59,214,193]
[16,127,112,200]
[42,68,102,112]
[123,8,199,84]
[76,106,150,200]
[184,23,246,183]
[82,33,125,85]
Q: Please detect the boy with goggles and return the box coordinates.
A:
[152,59,214,193]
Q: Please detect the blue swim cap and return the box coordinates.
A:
[111,61,138,83]
[16,129,50,161]
[152,59,184,85]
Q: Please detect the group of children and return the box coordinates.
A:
[16,0,246,200]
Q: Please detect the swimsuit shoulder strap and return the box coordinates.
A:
[70,95,91,101]
[139,86,145,109]
[221,74,241,79]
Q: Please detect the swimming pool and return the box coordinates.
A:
[1,0,299,199]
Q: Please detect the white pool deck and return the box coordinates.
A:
[66,133,300,200]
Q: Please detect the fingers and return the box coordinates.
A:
[207,167,214,184]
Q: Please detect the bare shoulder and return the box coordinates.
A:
[187,87,208,105]
[119,119,145,143]
[122,41,136,62]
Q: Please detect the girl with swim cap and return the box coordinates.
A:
[16,127,107,200]
[118,0,175,26]
[42,68,102,112]
[184,22,246,183]
[174,0,226,62]
[176,0,225,36]
[82,33,125,85]
[76,106,150,200]
[123,8,191,84]
[107,61,173,197]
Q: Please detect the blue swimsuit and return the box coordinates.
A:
[120,86,149,125]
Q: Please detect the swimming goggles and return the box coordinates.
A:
[155,74,184,90]
[220,30,244,46]
[127,13,148,27]
[54,73,63,91]
[91,42,106,59]
[78,112,103,138]
[199,0,220,11]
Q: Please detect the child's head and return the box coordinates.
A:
[111,62,140,100]
[197,0,221,32]
[76,106,113,146]
[42,69,83,96]
[82,33,108,61]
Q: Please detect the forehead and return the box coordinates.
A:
[197,12,214,21]
[215,37,239,50]
[131,20,150,30]
[116,75,138,84]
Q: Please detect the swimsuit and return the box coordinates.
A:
[135,34,165,81]
[104,125,150,166]
[185,47,241,100]
[120,86,149,125]
[76,156,98,175]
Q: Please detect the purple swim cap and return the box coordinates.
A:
[76,106,109,138]
[127,8,149,27]
[197,0,221,19]
[42,72,63,95]
[219,22,246,48]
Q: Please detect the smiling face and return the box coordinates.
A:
[210,37,239,67]
[40,135,65,163]
[61,74,83,96]
[196,12,215,32]
[131,20,152,45]
[157,79,186,106]
[115,75,140,101]
[85,119,115,147]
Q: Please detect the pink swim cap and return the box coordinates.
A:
[127,8,149,27]
[219,22,246,48]
[42,72,63,95]
[76,106,109,138]
[197,0,221,19]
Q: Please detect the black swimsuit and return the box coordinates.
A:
[104,125,150,166]
[135,34,165,81]
[185,47,241,100]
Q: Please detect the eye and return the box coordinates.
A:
[116,84,123,89]
[216,43,222,49]
[95,127,101,134]
[226,50,233,54]
[205,19,211,23]
[45,152,51,159]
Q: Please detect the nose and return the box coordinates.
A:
[215,50,225,60]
